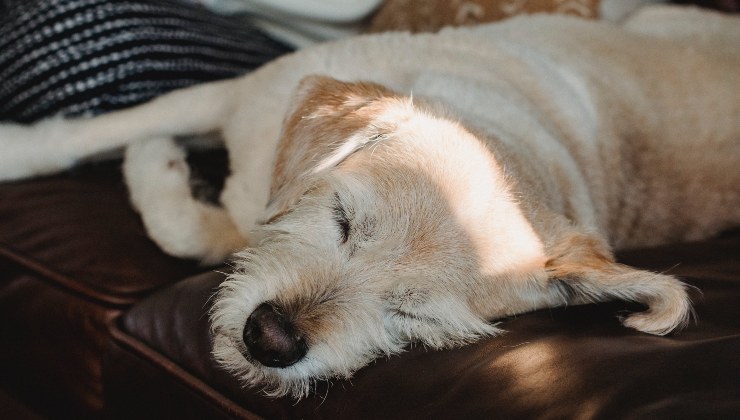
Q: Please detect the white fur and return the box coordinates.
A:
[1,6,738,397]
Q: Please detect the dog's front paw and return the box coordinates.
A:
[123,137,247,263]
[621,307,689,336]
[618,273,693,336]
[545,232,694,336]
[123,137,190,208]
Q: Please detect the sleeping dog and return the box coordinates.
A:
[1,6,738,397]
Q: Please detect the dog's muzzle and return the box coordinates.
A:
[243,302,308,368]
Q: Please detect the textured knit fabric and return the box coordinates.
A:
[0,0,293,123]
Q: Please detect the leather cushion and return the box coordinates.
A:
[0,158,212,416]
[0,160,205,305]
[112,229,740,419]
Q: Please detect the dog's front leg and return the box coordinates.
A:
[545,232,693,335]
[0,78,241,181]
[124,137,247,263]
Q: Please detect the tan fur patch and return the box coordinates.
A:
[545,232,616,279]
[260,77,413,224]
[270,76,398,198]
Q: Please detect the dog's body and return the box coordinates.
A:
[1,6,739,397]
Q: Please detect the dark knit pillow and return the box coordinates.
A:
[0,0,292,123]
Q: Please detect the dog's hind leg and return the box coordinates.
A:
[0,78,239,181]
[123,137,247,263]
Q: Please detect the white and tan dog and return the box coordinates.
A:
[1,6,739,397]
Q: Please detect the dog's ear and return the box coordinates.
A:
[545,231,693,335]
[261,76,401,224]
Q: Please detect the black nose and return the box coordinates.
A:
[243,302,307,368]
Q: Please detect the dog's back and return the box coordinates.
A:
[456,9,740,248]
[0,6,736,260]
[613,7,740,246]
[624,5,740,63]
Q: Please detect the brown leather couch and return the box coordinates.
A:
[1,147,739,419]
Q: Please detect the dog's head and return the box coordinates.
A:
[211,76,691,397]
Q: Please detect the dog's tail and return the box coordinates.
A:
[0,78,238,181]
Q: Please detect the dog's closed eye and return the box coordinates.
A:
[390,308,442,326]
[332,192,377,248]
[333,192,351,243]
